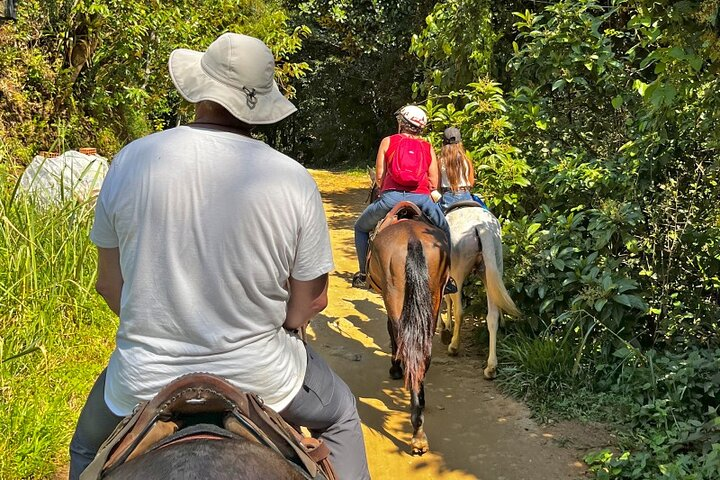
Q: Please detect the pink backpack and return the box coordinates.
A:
[386,137,428,189]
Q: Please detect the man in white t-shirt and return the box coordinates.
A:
[69,33,370,480]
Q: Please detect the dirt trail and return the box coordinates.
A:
[307,169,598,480]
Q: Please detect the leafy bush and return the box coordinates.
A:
[586,348,720,479]
[413,2,720,478]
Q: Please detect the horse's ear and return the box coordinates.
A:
[367,167,376,183]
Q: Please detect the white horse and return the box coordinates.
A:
[440,204,520,379]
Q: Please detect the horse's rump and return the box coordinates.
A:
[447,207,520,317]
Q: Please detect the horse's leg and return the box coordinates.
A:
[387,317,403,380]
[448,291,463,356]
[440,294,453,345]
[484,297,500,379]
[409,382,428,455]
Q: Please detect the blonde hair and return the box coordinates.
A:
[440,142,471,192]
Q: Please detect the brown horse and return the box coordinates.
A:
[365,198,450,455]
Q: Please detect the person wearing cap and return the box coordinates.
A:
[352,105,454,291]
[436,127,488,212]
[69,33,370,480]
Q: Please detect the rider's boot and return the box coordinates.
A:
[443,277,458,295]
[351,271,368,289]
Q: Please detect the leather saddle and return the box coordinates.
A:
[368,201,428,242]
[444,200,484,215]
[365,201,434,292]
[81,373,336,480]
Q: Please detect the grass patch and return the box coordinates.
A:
[0,170,116,478]
[493,330,633,424]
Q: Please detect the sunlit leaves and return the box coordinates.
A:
[0,0,310,161]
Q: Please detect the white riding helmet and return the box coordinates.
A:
[396,105,427,129]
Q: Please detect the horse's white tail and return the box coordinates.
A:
[476,226,521,317]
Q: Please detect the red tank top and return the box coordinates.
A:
[380,134,432,195]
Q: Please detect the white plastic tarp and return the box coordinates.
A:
[19,150,109,207]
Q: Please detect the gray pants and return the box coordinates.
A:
[69,344,370,480]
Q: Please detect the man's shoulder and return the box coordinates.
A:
[117,128,179,155]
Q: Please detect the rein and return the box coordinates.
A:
[367,182,379,204]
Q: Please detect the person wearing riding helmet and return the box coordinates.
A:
[352,105,456,293]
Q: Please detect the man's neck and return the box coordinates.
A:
[188,121,253,137]
[190,109,253,137]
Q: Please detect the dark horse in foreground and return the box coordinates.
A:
[105,433,305,479]
[81,373,335,480]
[366,200,451,455]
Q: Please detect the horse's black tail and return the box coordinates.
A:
[397,239,434,392]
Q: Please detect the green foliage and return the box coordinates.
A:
[0,0,310,164]
[410,0,499,94]
[585,348,720,479]
[498,328,720,479]
[0,172,117,477]
[424,78,529,213]
[412,1,719,478]
[419,0,720,350]
[296,0,433,55]
[280,0,436,166]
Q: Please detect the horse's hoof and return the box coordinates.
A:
[483,366,497,380]
[447,345,459,356]
[440,329,452,345]
[410,438,429,456]
[389,365,403,380]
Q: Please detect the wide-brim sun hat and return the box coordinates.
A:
[169,33,297,125]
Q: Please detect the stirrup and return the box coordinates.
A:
[351,272,367,289]
[443,277,458,295]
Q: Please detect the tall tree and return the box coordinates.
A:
[278,0,435,166]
